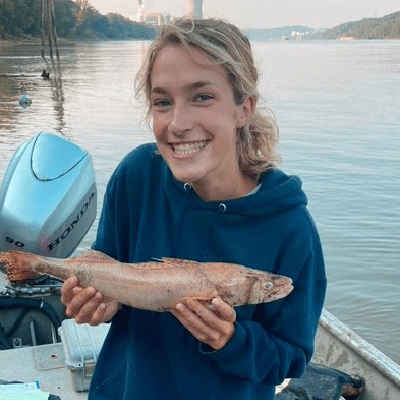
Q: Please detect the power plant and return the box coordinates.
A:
[184,0,203,19]
[131,0,204,25]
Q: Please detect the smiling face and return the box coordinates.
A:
[149,45,255,201]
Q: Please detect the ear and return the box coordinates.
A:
[236,95,256,128]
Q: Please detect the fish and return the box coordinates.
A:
[0,250,293,312]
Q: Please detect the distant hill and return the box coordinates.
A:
[311,10,400,39]
[243,11,400,41]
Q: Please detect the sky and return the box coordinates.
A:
[88,0,400,29]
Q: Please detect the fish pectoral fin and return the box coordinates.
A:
[71,249,118,264]
[181,296,214,305]
[181,297,235,310]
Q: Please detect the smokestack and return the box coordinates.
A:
[184,0,203,19]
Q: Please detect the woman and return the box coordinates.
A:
[61,18,326,400]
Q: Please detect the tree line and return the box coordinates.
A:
[0,0,157,40]
[312,10,400,40]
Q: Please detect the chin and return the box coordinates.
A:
[171,171,200,185]
[166,160,207,184]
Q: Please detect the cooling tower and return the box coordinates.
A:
[184,0,203,19]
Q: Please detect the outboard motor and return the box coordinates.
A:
[0,133,97,349]
[0,132,96,257]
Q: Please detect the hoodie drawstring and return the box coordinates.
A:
[171,183,192,257]
[171,183,227,258]
[198,202,226,258]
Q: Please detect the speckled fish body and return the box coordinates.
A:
[0,250,293,312]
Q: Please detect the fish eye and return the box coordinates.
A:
[264,282,273,290]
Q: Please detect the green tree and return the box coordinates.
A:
[54,0,78,37]
[0,0,156,40]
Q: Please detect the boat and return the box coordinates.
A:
[313,309,400,400]
[0,304,399,399]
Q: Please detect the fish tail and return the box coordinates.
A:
[0,251,41,283]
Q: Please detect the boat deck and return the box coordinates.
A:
[0,298,399,400]
[0,343,87,399]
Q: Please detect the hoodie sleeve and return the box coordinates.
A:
[200,224,326,385]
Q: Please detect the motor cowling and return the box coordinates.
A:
[0,132,97,258]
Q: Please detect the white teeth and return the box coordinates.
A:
[172,141,208,156]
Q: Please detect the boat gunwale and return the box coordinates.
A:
[319,309,400,387]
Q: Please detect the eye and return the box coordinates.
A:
[152,98,172,110]
[264,282,273,290]
[193,93,213,103]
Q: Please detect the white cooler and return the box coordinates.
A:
[58,319,110,392]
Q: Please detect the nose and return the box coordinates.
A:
[168,101,192,136]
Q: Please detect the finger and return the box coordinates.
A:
[211,297,236,323]
[73,291,104,324]
[175,302,235,350]
[89,300,120,326]
[185,299,223,328]
[65,286,97,319]
[60,276,79,305]
[185,298,236,334]
[175,302,222,343]
[180,300,233,342]
[187,299,236,348]
[87,302,108,326]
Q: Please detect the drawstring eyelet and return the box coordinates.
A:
[184,183,191,191]
[219,203,227,212]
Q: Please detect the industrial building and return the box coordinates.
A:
[184,0,203,19]
[131,0,203,26]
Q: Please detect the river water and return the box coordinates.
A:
[0,39,399,364]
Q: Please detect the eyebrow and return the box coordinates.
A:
[151,80,216,95]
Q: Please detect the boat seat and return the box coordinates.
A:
[274,362,365,400]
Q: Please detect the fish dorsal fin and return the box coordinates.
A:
[71,249,118,264]
[145,258,200,269]
[160,258,200,265]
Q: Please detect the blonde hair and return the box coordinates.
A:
[135,18,280,179]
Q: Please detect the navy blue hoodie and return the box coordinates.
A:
[89,143,326,400]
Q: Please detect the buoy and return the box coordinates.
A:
[19,94,32,106]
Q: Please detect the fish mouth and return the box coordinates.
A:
[269,277,293,299]
[277,283,294,296]
[171,140,210,157]
[267,286,293,301]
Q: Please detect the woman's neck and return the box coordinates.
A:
[190,174,259,202]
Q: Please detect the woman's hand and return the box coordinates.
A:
[61,276,120,326]
[171,297,236,350]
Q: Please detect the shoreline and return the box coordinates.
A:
[2,36,398,49]
[0,36,76,48]
[0,35,152,47]
[0,37,41,47]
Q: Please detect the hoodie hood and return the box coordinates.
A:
[163,161,309,260]
[164,164,308,218]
